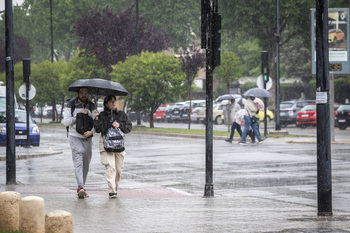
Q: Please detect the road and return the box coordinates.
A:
[1,124,350,232]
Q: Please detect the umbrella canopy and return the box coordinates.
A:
[243,88,272,98]
[216,94,241,102]
[68,78,128,96]
[253,97,265,110]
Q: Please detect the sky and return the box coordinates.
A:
[0,0,24,12]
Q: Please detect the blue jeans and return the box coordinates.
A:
[241,115,262,143]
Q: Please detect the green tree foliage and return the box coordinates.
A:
[111,51,185,128]
[214,52,243,94]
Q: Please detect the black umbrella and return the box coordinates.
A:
[215,94,236,102]
[243,88,272,98]
[68,78,128,96]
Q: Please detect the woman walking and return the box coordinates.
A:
[93,95,132,198]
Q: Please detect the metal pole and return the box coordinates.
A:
[316,0,332,216]
[136,0,141,126]
[50,0,53,63]
[23,59,31,148]
[275,0,281,130]
[5,0,16,184]
[204,0,216,197]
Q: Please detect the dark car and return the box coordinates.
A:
[164,104,175,122]
[170,102,186,122]
[279,100,315,127]
[0,109,40,147]
[335,104,350,130]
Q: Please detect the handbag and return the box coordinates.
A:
[76,112,93,135]
[251,115,257,124]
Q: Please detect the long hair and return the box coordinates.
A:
[103,95,116,112]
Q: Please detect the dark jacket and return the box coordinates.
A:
[93,109,132,137]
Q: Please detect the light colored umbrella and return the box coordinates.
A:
[243,88,272,98]
[216,94,236,101]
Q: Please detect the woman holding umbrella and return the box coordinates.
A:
[93,95,132,198]
[239,94,265,145]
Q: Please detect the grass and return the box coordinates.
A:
[37,122,312,138]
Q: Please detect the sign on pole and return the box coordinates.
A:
[311,8,350,75]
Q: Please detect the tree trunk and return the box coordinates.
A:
[188,86,192,129]
[150,113,154,128]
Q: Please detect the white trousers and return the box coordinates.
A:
[100,150,125,194]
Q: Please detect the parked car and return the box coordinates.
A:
[170,102,186,122]
[328,29,345,43]
[164,104,175,122]
[191,102,206,123]
[179,100,205,121]
[0,109,40,146]
[280,100,315,127]
[296,103,317,128]
[153,104,169,122]
[191,102,225,125]
[335,104,350,130]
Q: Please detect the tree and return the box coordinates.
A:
[111,51,185,128]
[214,52,242,130]
[178,49,205,129]
[74,6,171,74]
[0,35,31,73]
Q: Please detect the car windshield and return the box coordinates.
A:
[337,105,350,111]
[301,104,316,111]
[0,111,29,123]
[157,106,167,110]
[280,103,293,108]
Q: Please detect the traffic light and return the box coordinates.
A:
[23,59,31,83]
[212,12,221,68]
[261,51,269,83]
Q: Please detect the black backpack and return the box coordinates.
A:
[66,99,94,137]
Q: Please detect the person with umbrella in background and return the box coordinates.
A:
[64,87,96,199]
[93,95,132,199]
[239,94,265,145]
[225,109,255,143]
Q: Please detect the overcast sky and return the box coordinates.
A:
[0,0,24,11]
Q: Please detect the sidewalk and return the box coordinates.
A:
[1,127,350,232]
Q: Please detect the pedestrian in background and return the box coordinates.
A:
[225,109,255,143]
[93,95,132,199]
[239,94,264,145]
[64,87,96,199]
[226,98,241,125]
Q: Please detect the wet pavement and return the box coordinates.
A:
[1,125,350,232]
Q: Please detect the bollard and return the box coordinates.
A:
[19,196,45,233]
[0,191,21,231]
[45,210,73,233]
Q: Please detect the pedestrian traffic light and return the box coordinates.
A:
[201,0,210,49]
[23,59,31,83]
[261,51,269,83]
[212,12,221,68]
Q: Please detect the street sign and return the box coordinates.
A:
[19,84,36,100]
[257,75,273,90]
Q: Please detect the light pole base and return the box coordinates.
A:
[203,183,214,197]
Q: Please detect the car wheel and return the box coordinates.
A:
[215,116,223,125]
[282,123,288,128]
[301,125,307,128]
[32,143,40,147]
[339,124,347,130]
